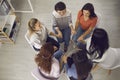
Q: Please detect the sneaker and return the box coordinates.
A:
[64,46,68,52]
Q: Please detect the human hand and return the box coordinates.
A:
[77,36,85,43]
[71,29,76,35]
[49,32,56,36]
[61,55,67,63]
[56,32,62,38]
[53,46,58,52]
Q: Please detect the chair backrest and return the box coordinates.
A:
[31,67,58,80]
[25,30,38,52]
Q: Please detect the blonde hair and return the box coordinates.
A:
[28,18,38,36]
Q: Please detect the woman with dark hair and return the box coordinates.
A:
[35,42,63,79]
[63,50,93,80]
[72,3,98,49]
[87,28,120,74]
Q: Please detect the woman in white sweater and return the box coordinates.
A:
[87,28,120,74]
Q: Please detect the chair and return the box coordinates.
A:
[25,30,38,52]
[31,67,58,80]
[92,63,112,75]
[31,68,49,80]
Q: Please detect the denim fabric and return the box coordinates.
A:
[53,49,64,61]
[54,27,71,47]
[65,63,77,79]
[72,25,91,49]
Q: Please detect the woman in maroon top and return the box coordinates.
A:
[72,3,98,49]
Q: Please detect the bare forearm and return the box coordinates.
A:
[81,27,93,38]
[92,63,100,72]
[49,32,57,37]
[75,20,79,31]
[56,28,61,34]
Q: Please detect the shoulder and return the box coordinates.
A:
[91,16,98,21]
[52,10,60,18]
[66,9,72,15]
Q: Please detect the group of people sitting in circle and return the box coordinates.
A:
[26,1,120,80]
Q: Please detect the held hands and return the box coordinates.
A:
[56,31,62,38]
[49,32,62,38]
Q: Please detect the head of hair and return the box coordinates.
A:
[68,50,93,80]
[55,1,66,11]
[82,3,97,18]
[28,18,38,35]
[35,42,54,73]
[90,28,109,59]
[67,57,74,68]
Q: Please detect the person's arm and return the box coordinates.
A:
[68,12,76,35]
[52,14,62,38]
[75,19,79,31]
[30,34,43,49]
[92,63,100,72]
[55,28,62,38]
[75,10,82,31]
[77,17,97,42]
[49,31,57,36]
[69,24,76,35]
[77,27,93,42]
[61,55,67,63]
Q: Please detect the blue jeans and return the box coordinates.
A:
[53,49,64,61]
[72,26,91,49]
[54,27,71,47]
[65,63,77,80]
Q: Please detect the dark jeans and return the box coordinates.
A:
[53,49,64,61]
[54,27,71,47]
[46,36,60,49]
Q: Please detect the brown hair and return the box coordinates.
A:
[72,50,93,80]
[35,42,54,73]
[28,18,38,36]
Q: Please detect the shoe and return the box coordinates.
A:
[64,46,68,52]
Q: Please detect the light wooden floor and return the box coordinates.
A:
[0,0,120,80]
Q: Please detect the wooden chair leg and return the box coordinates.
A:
[92,64,100,72]
[108,69,112,75]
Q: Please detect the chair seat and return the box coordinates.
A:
[31,68,51,80]
[25,30,38,52]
